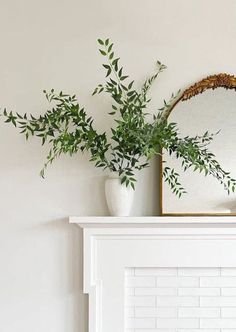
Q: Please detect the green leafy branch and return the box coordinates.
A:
[1,37,236,196]
[163,166,187,197]
[164,130,236,195]
[3,91,111,177]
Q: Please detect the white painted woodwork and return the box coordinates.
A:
[70,217,236,332]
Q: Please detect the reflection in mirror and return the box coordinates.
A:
[161,87,236,215]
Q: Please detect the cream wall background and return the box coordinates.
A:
[0,0,236,331]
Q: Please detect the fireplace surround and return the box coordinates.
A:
[70,217,236,332]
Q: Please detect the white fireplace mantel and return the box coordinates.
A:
[70,216,236,227]
[69,216,236,332]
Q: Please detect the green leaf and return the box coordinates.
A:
[98,39,104,45]
[108,43,113,52]
[110,79,117,85]
[99,49,106,56]
[128,81,134,90]
[92,88,97,96]
[118,68,123,77]
[121,176,126,184]
[106,67,112,77]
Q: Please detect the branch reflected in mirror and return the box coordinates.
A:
[161,73,236,215]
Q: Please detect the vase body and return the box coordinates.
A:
[105,173,134,216]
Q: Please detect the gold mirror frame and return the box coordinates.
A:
[160,73,236,216]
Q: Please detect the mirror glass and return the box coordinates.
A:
[162,88,236,215]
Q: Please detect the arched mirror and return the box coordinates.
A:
[161,73,236,215]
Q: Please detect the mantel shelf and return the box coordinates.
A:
[69,216,236,228]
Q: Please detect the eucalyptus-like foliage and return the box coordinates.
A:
[2,38,236,195]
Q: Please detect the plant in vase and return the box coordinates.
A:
[1,38,236,216]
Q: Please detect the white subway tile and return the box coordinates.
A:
[135,287,177,296]
[156,296,199,307]
[221,307,236,317]
[157,307,178,318]
[221,288,236,296]
[135,267,177,276]
[179,307,220,318]
[126,296,155,307]
[156,318,199,328]
[135,307,177,318]
[200,318,236,328]
[221,268,236,276]
[200,276,236,287]
[178,287,220,296]
[135,307,158,318]
[126,276,156,287]
[156,276,199,287]
[178,267,220,276]
[126,317,155,329]
[200,296,236,307]
[125,267,236,332]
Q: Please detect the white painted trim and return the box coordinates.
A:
[69,216,236,227]
[70,216,236,332]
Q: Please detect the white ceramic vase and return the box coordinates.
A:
[105,172,134,216]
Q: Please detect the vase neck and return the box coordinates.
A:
[108,171,120,179]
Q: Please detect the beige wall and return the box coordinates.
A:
[0,0,236,331]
